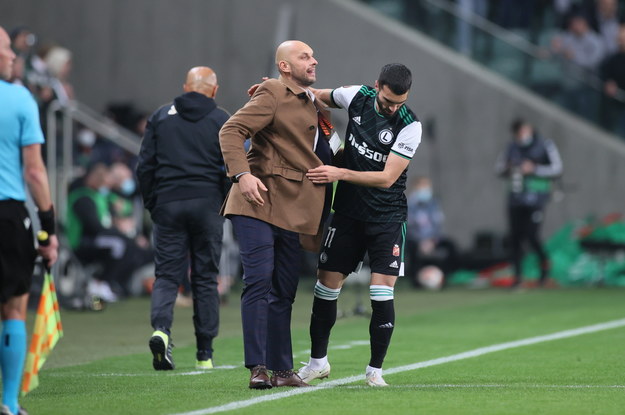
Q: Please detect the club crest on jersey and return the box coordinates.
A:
[392,244,400,257]
[379,129,393,145]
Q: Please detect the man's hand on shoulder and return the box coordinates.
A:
[238,173,268,206]
[247,77,270,97]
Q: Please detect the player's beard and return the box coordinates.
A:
[375,95,393,118]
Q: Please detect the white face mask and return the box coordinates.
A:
[517,133,533,147]
[77,129,96,148]
[409,188,432,204]
[120,178,136,196]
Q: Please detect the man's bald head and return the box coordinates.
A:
[274,40,317,88]
[183,66,218,98]
[0,26,16,81]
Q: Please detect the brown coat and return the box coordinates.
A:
[219,77,326,237]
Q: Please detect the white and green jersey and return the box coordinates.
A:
[330,85,422,223]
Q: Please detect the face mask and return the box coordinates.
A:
[409,187,433,204]
[416,188,432,202]
[518,133,533,147]
[77,128,96,148]
[98,186,110,196]
[120,178,136,196]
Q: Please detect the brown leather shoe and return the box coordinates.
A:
[270,371,312,387]
[249,365,272,389]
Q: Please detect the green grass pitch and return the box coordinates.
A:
[18,281,625,415]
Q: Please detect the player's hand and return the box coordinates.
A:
[38,234,59,267]
[247,77,270,96]
[306,165,343,184]
[238,173,268,206]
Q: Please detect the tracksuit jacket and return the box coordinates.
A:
[136,92,230,211]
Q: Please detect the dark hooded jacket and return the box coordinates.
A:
[136,92,230,211]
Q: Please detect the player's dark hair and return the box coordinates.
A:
[377,63,412,95]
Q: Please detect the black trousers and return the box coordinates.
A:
[150,197,224,352]
[508,204,548,284]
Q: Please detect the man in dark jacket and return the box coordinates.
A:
[136,66,230,371]
[495,119,563,288]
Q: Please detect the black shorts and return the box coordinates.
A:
[0,200,37,302]
[318,213,406,277]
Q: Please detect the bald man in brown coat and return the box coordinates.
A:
[220,40,335,389]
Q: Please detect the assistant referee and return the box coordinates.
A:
[0,25,58,415]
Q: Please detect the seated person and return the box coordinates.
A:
[66,163,152,301]
[406,177,457,286]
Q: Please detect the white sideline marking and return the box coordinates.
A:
[339,384,625,389]
[169,317,625,415]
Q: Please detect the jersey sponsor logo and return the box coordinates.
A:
[392,244,400,257]
[397,142,414,153]
[167,105,177,115]
[378,129,394,145]
[347,134,388,164]
[389,260,399,269]
[352,116,361,125]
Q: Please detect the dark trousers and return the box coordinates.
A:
[150,197,223,352]
[508,204,548,284]
[230,215,302,371]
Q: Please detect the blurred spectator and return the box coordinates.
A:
[108,162,144,239]
[44,46,73,105]
[66,163,152,301]
[583,0,624,55]
[8,26,36,85]
[551,13,605,117]
[601,25,625,135]
[405,177,458,286]
[551,13,605,72]
[495,119,563,288]
[23,43,56,110]
[73,128,98,170]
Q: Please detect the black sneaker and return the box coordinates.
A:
[149,330,175,370]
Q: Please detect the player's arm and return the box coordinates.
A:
[136,117,158,211]
[22,143,58,265]
[309,88,339,108]
[306,152,410,189]
[533,139,563,178]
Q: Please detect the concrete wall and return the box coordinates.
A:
[2,0,624,247]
